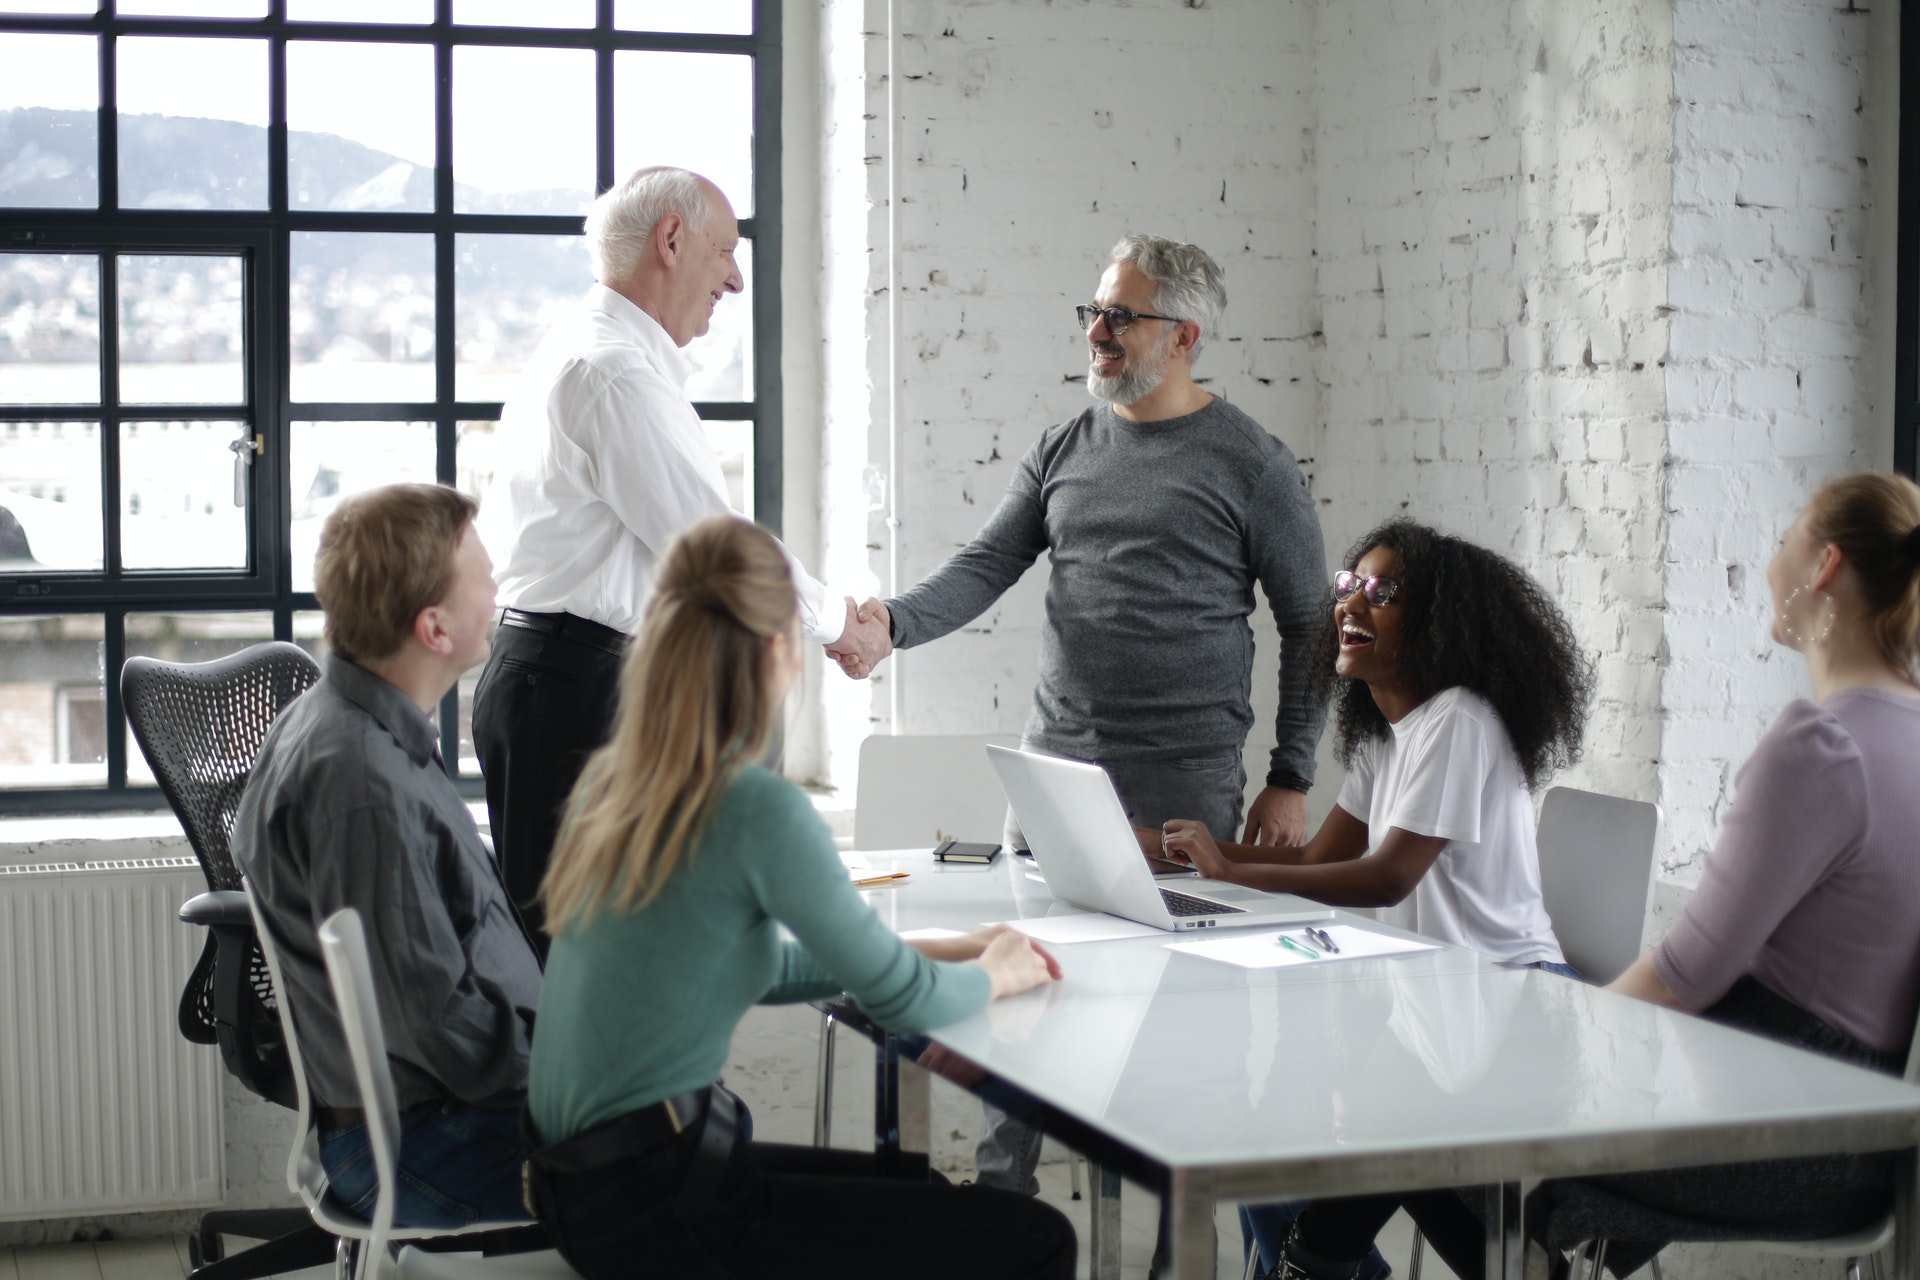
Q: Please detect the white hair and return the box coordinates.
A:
[584,167,714,284]
[1108,234,1228,361]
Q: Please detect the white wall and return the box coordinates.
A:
[1311,0,1672,810]
[1654,0,1895,886]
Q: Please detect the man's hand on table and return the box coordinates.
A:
[1243,786,1308,846]
[826,597,892,679]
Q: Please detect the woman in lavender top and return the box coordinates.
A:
[1524,471,1920,1280]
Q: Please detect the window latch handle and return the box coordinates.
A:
[228,432,263,507]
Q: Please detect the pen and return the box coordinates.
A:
[1306,926,1339,954]
[1276,934,1321,959]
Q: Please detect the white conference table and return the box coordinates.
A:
[842,848,1920,1280]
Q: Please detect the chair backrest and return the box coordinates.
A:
[245,884,320,1199]
[122,641,322,892]
[124,641,319,1098]
[318,908,403,1263]
[1535,786,1662,984]
[854,733,1020,849]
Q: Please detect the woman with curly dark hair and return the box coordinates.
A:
[1158,519,1595,1280]
[1160,518,1594,970]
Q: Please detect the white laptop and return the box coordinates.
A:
[987,745,1335,932]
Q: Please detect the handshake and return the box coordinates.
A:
[824,597,892,680]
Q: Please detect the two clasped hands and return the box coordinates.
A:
[824,596,893,680]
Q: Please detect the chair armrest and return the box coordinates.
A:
[181,889,253,928]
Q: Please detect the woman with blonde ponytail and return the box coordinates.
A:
[523,515,1075,1280]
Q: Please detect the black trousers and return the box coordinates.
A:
[471,618,625,952]
[530,1104,1077,1280]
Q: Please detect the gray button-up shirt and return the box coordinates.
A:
[235,654,541,1111]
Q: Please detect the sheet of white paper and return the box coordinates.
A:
[995,914,1165,945]
[898,927,967,941]
[1165,923,1439,969]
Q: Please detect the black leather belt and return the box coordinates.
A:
[529,1087,714,1174]
[497,609,628,657]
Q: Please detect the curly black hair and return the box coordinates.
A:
[1310,518,1595,790]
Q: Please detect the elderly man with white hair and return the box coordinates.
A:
[475,167,885,948]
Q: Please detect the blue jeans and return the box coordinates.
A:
[1241,1201,1391,1280]
[319,1099,532,1228]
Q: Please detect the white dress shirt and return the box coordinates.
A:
[481,285,845,643]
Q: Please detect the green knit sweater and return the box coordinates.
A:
[529,764,992,1142]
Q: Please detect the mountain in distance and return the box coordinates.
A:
[0,107,591,219]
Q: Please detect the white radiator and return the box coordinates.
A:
[0,857,224,1220]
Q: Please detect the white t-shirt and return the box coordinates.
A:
[1335,687,1563,966]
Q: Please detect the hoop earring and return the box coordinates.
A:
[1779,585,1836,648]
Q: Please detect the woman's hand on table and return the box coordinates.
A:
[976,929,1060,998]
[1161,819,1232,879]
[909,924,1062,982]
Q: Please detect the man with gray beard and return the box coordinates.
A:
[839,236,1328,1228]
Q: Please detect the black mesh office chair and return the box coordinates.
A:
[122,641,331,1278]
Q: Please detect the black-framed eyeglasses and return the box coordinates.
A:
[1334,570,1403,607]
[1076,303,1184,335]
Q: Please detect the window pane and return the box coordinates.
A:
[686,236,751,401]
[1,252,100,405]
[0,613,106,790]
[0,2,98,12]
[288,41,433,213]
[0,421,103,571]
[614,50,753,217]
[289,420,434,592]
[288,0,431,21]
[455,234,586,402]
[118,254,245,406]
[617,0,750,35]
[120,419,249,570]
[118,0,267,14]
[290,231,435,402]
[118,37,268,211]
[701,418,753,520]
[454,0,592,26]
[0,33,98,208]
[123,610,273,786]
[453,46,593,216]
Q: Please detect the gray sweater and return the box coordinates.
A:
[886,397,1328,789]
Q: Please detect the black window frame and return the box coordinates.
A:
[0,0,783,813]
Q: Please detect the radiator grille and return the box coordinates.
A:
[0,858,224,1219]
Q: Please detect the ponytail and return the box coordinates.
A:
[542,515,797,932]
[1804,473,1920,676]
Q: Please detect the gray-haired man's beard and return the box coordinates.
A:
[1086,335,1171,406]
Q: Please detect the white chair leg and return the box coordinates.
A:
[1590,1239,1610,1280]
[1408,1228,1426,1280]
[1648,1253,1665,1280]
[812,1010,837,1148]
[1847,1258,1863,1280]
[1070,1153,1084,1201]
[1242,1238,1262,1280]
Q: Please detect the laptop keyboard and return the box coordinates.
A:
[1161,888,1245,917]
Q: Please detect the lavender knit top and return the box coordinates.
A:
[1655,687,1920,1056]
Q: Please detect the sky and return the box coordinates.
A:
[0,6,754,211]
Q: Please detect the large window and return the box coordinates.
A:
[0,0,781,810]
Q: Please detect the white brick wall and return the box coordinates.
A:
[1658,0,1892,874]
[1309,0,1672,813]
